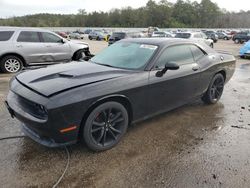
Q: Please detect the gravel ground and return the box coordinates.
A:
[0,39,250,188]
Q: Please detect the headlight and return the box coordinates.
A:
[35,104,48,117]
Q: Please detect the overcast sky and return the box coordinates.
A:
[0,0,248,18]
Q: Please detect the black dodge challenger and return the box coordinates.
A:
[6,38,236,151]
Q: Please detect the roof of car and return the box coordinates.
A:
[121,37,215,54]
[0,27,52,32]
[122,38,191,46]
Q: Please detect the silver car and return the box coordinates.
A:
[0,27,91,73]
[175,32,214,48]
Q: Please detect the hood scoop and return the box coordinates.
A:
[15,62,132,97]
[58,73,75,78]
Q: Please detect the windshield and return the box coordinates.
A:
[91,42,158,70]
[175,33,191,39]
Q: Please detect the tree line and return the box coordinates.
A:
[0,0,250,28]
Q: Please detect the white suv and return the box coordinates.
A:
[0,27,92,73]
[175,32,214,48]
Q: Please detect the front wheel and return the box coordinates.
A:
[0,55,23,73]
[202,73,225,104]
[83,101,129,151]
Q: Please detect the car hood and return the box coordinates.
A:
[68,39,88,47]
[15,62,133,97]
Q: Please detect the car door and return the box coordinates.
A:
[16,31,46,64]
[40,32,71,62]
[190,45,217,96]
[147,44,201,115]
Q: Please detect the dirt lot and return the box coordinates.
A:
[0,40,250,188]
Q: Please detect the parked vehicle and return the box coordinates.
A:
[84,29,93,34]
[239,41,250,58]
[147,26,160,37]
[108,32,129,45]
[6,38,236,151]
[151,31,174,38]
[69,32,84,40]
[73,30,85,34]
[216,32,232,40]
[88,31,105,41]
[204,31,218,43]
[0,27,91,73]
[175,32,214,48]
[232,32,250,44]
[56,32,68,39]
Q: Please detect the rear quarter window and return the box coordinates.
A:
[190,45,206,61]
[0,31,15,41]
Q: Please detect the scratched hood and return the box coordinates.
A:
[15,62,132,97]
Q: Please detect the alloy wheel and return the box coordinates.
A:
[91,107,125,147]
[210,77,224,102]
[4,58,21,73]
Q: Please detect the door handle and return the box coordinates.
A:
[16,45,23,48]
[192,66,199,71]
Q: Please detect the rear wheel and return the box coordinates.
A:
[210,43,214,48]
[202,74,225,104]
[88,36,92,40]
[83,101,129,151]
[0,55,23,73]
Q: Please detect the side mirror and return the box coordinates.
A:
[61,38,67,43]
[156,62,179,77]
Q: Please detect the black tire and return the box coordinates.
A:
[88,36,92,40]
[83,101,129,151]
[0,55,23,73]
[96,36,100,41]
[202,73,225,104]
[210,43,214,48]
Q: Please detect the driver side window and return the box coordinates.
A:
[156,45,194,68]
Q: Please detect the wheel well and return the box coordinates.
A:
[72,49,87,60]
[0,53,27,66]
[72,50,81,60]
[78,96,133,140]
[217,70,226,81]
